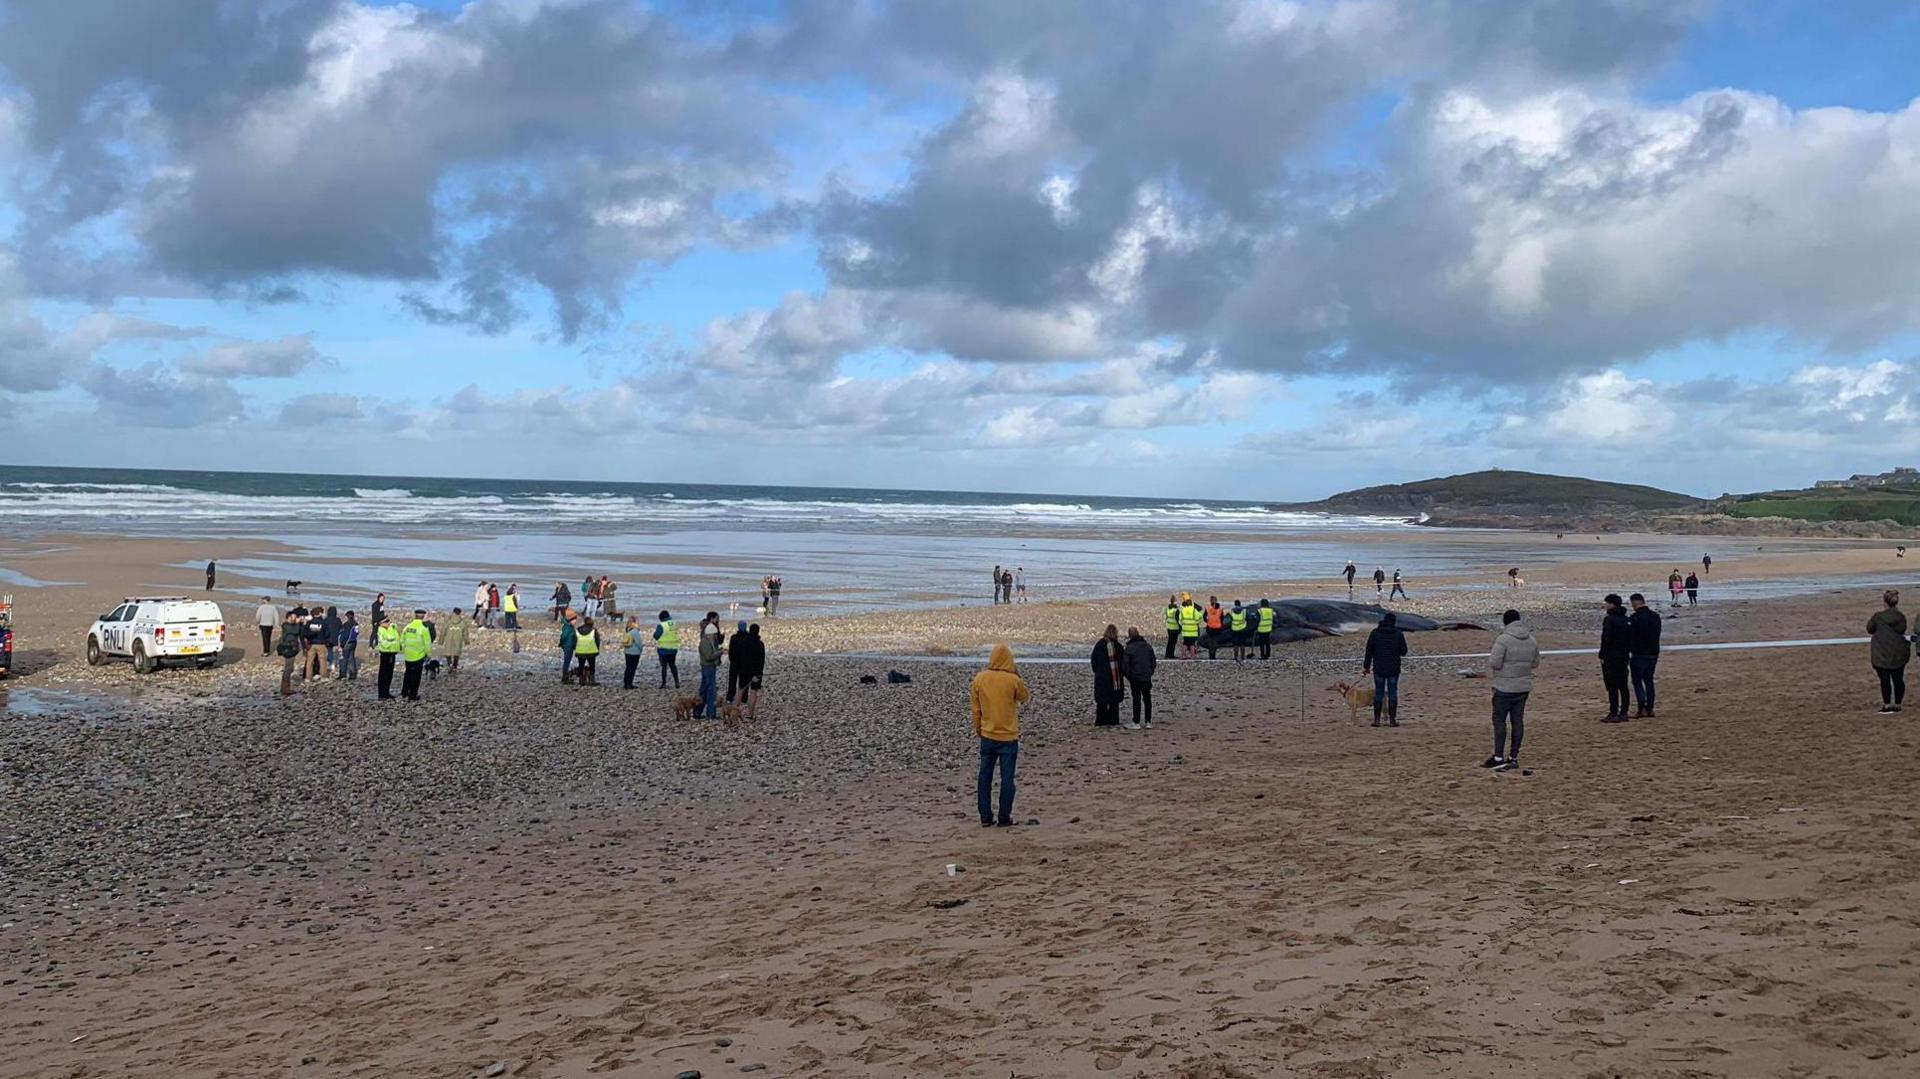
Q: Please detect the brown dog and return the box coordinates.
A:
[718,702,744,727]
[671,696,702,720]
[1328,681,1375,723]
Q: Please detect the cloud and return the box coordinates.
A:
[1215,88,1920,382]
[438,382,644,438]
[3,0,786,336]
[1520,369,1676,443]
[279,392,367,424]
[77,361,244,428]
[177,332,333,378]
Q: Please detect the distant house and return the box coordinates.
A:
[1818,467,1920,489]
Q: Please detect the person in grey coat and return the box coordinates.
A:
[1121,627,1158,730]
[1868,589,1910,714]
[1484,610,1541,770]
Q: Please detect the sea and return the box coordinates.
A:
[0,465,1757,616]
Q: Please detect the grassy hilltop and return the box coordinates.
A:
[1285,469,1700,522]
[1722,488,1920,527]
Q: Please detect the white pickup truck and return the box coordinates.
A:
[86,597,227,673]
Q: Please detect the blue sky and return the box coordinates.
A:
[3,1,1919,499]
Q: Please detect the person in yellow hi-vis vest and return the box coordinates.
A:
[1228,600,1249,662]
[1163,595,1180,660]
[375,616,403,700]
[1178,594,1202,660]
[399,609,433,701]
[502,584,521,630]
[1255,599,1276,660]
[573,617,601,686]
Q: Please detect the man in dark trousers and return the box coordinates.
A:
[399,609,432,702]
[205,560,217,591]
[374,616,401,700]
[1361,611,1409,727]
[1343,561,1357,593]
[1701,553,1711,575]
[1628,593,1662,717]
[1600,593,1633,722]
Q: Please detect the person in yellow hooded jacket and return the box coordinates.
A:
[971,643,1031,828]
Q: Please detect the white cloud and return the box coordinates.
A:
[178,333,333,378]
[1525,370,1675,442]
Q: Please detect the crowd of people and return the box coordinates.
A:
[971,561,1727,826]
[1159,593,1282,661]
[989,565,1027,604]
[252,575,775,718]
[468,581,522,628]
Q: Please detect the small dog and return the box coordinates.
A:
[671,696,702,720]
[718,702,744,727]
[285,580,303,594]
[424,658,442,680]
[1328,681,1375,723]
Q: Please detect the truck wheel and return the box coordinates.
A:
[87,637,103,666]
[132,642,153,674]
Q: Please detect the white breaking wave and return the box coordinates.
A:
[0,481,1413,535]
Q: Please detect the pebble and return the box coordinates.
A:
[714,1037,732,1047]
[740,1067,766,1074]
[484,1063,507,1078]
[675,1071,703,1079]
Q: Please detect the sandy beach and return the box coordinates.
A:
[4,531,1920,1077]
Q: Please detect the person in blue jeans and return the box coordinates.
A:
[697,626,722,717]
[1362,611,1408,727]
[970,644,1031,827]
[338,611,360,681]
[1627,593,1662,717]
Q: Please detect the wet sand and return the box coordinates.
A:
[3,533,1919,1077]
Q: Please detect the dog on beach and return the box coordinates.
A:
[424,658,441,680]
[285,580,302,594]
[671,696,702,720]
[718,702,744,727]
[1328,681,1375,723]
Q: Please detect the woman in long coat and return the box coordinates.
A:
[1868,589,1910,714]
[1091,623,1125,727]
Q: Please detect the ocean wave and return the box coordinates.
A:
[3,481,185,493]
[0,481,1412,535]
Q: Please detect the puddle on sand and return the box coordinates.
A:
[0,685,110,717]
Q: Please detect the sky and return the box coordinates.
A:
[1,0,1918,501]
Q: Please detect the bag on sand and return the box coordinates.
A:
[275,636,299,659]
[859,674,878,684]
[511,632,522,654]
[886,670,912,684]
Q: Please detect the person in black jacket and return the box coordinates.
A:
[1627,593,1661,717]
[1121,627,1157,729]
[1091,624,1125,727]
[1599,593,1633,722]
[1361,612,1409,727]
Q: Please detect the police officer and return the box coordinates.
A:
[374,615,402,699]
[1228,600,1249,661]
[400,608,433,701]
[1163,596,1180,660]
[1255,599,1276,660]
